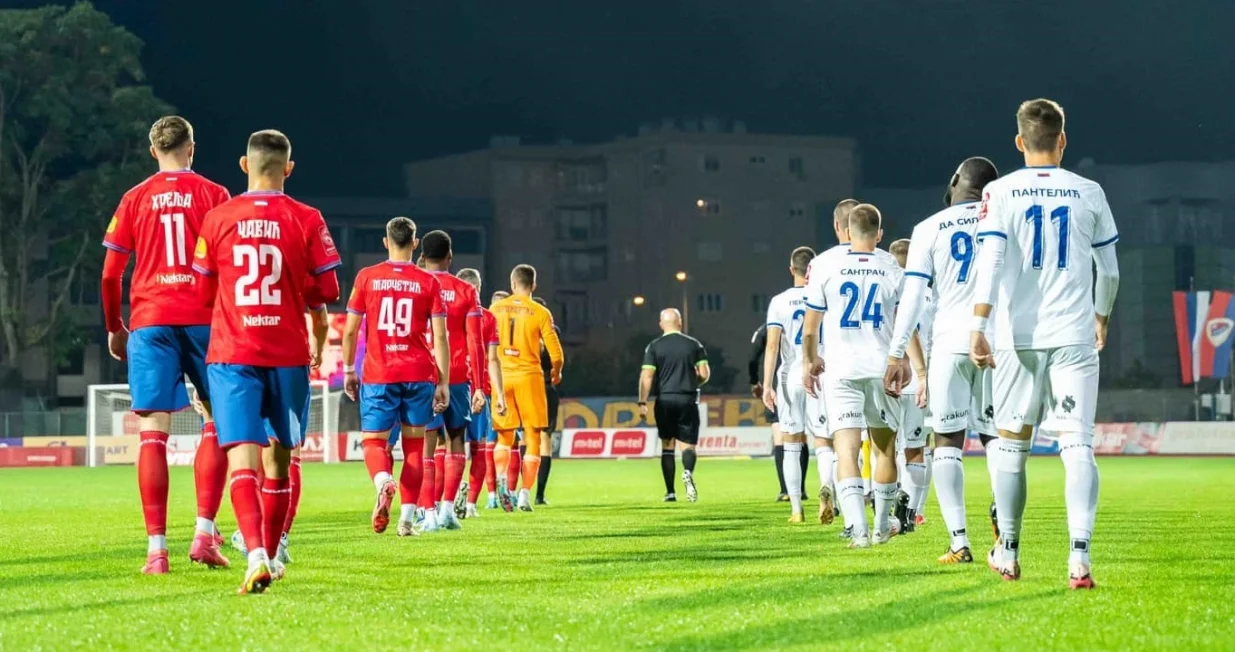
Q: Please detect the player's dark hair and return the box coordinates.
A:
[386,216,416,248]
[1017,99,1065,153]
[946,157,1000,206]
[457,268,481,288]
[790,246,815,276]
[491,290,510,304]
[247,129,292,175]
[889,238,911,263]
[149,116,193,152]
[421,230,452,261]
[511,264,537,290]
[848,204,882,239]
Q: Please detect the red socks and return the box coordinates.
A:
[229,468,264,556]
[283,455,302,536]
[193,423,226,523]
[508,447,522,490]
[138,430,170,537]
[362,438,390,481]
[260,477,291,557]
[418,455,437,509]
[399,437,424,507]
[433,448,446,502]
[443,451,466,505]
[468,442,486,503]
[484,442,496,493]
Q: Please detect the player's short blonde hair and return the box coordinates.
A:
[149,116,193,152]
[849,204,882,239]
[889,238,911,266]
[833,199,860,231]
[1017,99,1065,153]
[247,129,291,175]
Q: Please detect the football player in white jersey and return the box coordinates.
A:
[803,204,925,548]
[887,157,1003,564]
[762,246,820,523]
[969,99,1119,588]
[887,239,932,536]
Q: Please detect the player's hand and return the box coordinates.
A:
[1095,315,1109,352]
[803,359,824,398]
[750,383,762,399]
[970,332,995,369]
[189,392,208,418]
[916,376,928,410]
[470,388,485,414]
[551,369,562,386]
[344,372,359,402]
[433,383,449,413]
[494,393,507,416]
[107,328,129,361]
[762,385,777,412]
[310,350,323,370]
[639,403,648,419]
[883,356,904,398]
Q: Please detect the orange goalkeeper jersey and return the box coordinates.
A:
[491,294,563,379]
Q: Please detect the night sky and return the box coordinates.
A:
[16,1,1235,195]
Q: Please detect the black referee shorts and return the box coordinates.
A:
[654,393,700,445]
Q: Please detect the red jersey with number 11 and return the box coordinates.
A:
[192,191,341,367]
[102,170,230,329]
[347,261,445,384]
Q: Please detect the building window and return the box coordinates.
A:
[554,205,607,242]
[696,199,722,216]
[555,291,589,336]
[556,247,608,283]
[696,293,725,313]
[696,242,723,262]
[1175,245,1195,290]
[751,293,770,313]
[789,157,805,181]
[788,202,806,218]
[703,154,720,172]
[353,227,386,253]
[748,155,766,165]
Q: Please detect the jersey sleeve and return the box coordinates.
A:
[642,341,657,370]
[803,258,826,312]
[694,339,709,366]
[345,271,366,315]
[904,223,936,282]
[976,186,1009,242]
[304,210,343,276]
[765,295,786,330]
[191,214,218,276]
[102,193,135,253]
[1091,186,1119,249]
[539,311,564,368]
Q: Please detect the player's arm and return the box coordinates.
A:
[342,311,363,401]
[486,341,504,403]
[694,341,711,384]
[305,210,343,303]
[464,296,485,393]
[307,306,329,369]
[190,225,219,311]
[889,227,933,361]
[540,313,564,385]
[638,342,655,416]
[431,316,450,386]
[748,325,766,393]
[762,303,783,410]
[970,192,1006,368]
[1091,189,1121,351]
[101,199,136,359]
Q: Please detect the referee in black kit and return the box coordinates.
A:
[638,308,710,502]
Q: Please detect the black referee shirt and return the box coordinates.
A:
[641,331,707,396]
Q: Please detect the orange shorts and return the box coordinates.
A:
[492,376,548,432]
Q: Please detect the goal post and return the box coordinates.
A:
[86,381,342,467]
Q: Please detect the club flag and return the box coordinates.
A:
[1173,290,1235,384]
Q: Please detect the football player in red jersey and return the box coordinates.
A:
[412,231,485,533]
[101,116,232,574]
[342,217,450,537]
[453,268,505,518]
[192,130,341,595]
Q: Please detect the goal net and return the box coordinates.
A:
[86,381,342,467]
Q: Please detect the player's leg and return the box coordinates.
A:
[491,380,521,512]
[357,382,403,533]
[514,380,549,511]
[654,399,678,500]
[988,349,1047,581]
[281,447,302,562]
[484,411,499,509]
[918,435,933,524]
[416,416,445,531]
[860,433,873,498]
[1045,346,1101,589]
[260,365,311,584]
[772,422,788,501]
[898,393,928,534]
[826,378,869,545]
[127,326,194,574]
[536,385,559,505]
[866,381,903,543]
[778,383,807,521]
[436,383,471,528]
[178,325,231,568]
[397,385,432,535]
[207,363,274,594]
[463,395,489,517]
[930,354,977,562]
[676,398,701,503]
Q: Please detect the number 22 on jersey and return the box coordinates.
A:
[234,244,283,306]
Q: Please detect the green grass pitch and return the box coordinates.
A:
[1,457,1232,650]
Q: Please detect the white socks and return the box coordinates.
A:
[195,517,215,535]
[374,471,393,490]
[872,481,898,535]
[984,439,1000,495]
[993,438,1032,562]
[836,477,867,537]
[400,504,416,523]
[919,448,933,512]
[148,535,167,554]
[783,442,804,515]
[815,445,836,493]
[1060,434,1099,567]
[932,447,970,551]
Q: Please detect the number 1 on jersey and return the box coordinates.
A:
[1025,205,1071,270]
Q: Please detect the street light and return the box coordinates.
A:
[675,271,689,332]
[632,295,646,306]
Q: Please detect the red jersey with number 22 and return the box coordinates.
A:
[427,271,482,385]
[192,191,342,367]
[347,261,444,384]
[102,170,230,329]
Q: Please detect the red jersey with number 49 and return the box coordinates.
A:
[347,262,445,384]
[480,307,498,395]
[192,191,341,367]
[102,170,230,329]
[427,271,482,385]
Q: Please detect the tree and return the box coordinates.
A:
[0,3,172,395]
[559,331,658,397]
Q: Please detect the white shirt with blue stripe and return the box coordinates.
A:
[805,247,904,381]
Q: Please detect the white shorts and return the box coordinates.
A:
[928,351,996,436]
[776,381,827,438]
[824,377,901,435]
[992,345,1099,435]
[898,394,930,448]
